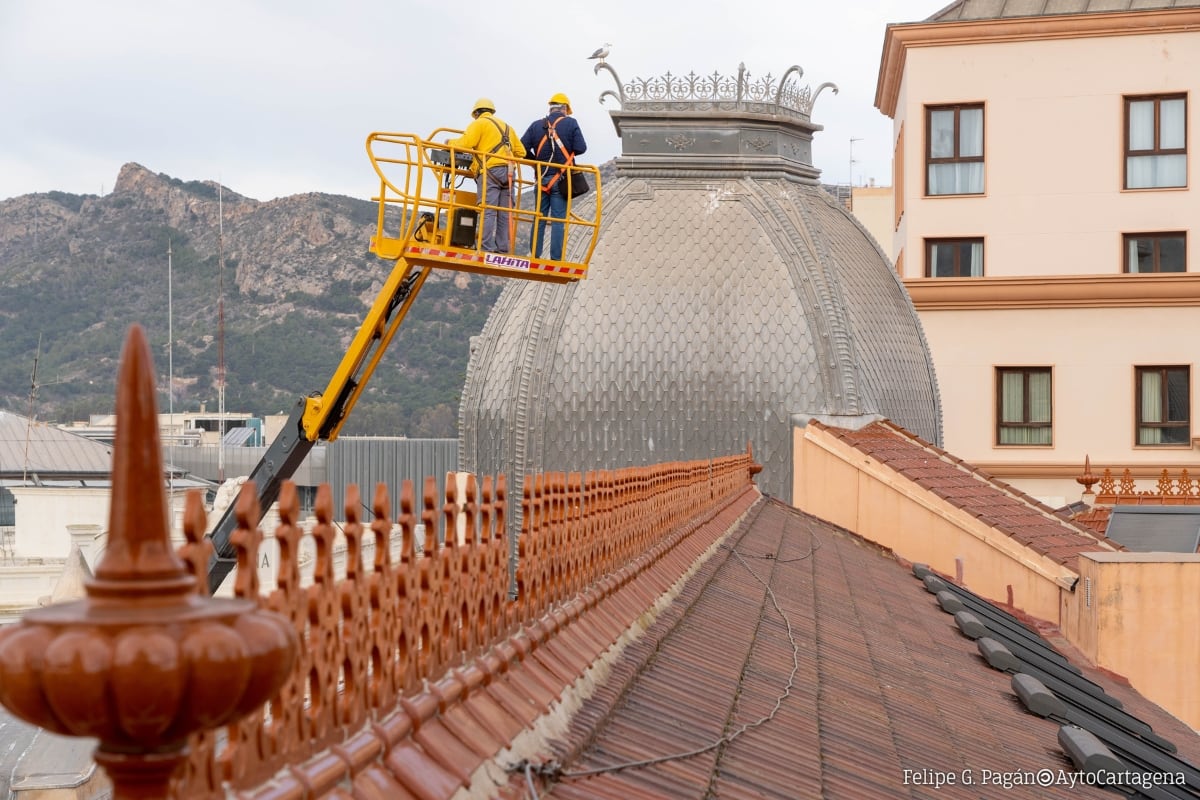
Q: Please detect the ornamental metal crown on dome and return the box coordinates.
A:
[595,61,838,120]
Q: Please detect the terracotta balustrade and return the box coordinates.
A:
[1082,461,1200,506]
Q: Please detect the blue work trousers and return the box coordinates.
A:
[533,186,567,260]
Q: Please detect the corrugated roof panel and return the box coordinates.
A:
[0,411,112,476]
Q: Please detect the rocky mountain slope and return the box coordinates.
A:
[0,163,503,436]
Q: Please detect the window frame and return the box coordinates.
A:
[925,237,984,278]
[1123,232,1186,273]
[1124,93,1187,190]
[925,103,985,196]
[1135,365,1191,446]
[995,367,1053,447]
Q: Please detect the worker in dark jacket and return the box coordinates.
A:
[520,92,587,261]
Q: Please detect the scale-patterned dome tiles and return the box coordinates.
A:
[459,175,941,505]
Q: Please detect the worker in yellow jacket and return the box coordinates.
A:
[448,98,526,253]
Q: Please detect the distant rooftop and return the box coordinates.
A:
[811,420,1119,570]
[927,0,1200,22]
[0,410,111,478]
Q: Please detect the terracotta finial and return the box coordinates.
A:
[1076,455,1099,497]
[0,324,297,800]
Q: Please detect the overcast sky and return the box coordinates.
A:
[0,1,940,203]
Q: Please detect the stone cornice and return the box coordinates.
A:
[904,273,1200,310]
[876,9,1200,117]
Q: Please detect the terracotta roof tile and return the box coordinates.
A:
[1072,506,1112,536]
[538,499,1200,799]
[812,420,1121,566]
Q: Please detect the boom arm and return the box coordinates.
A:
[205,261,429,593]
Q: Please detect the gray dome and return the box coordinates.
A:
[459,63,941,503]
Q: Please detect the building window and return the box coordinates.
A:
[1124,232,1186,273]
[927,104,984,195]
[1125,94,1186,189]
[0,487,13,527]
[997,367,1052,445]
[1136,366,1190,445]
[926,238,983,277]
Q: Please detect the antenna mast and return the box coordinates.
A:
[22,336,42,486]
[217,181,226,483]
[168,237,174,425]
[848,136,863,211]
[168,238,175,528]
[22,335,63,485]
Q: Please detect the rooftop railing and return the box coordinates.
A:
[0,324,761,800]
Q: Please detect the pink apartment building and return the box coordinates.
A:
[876,0,1200,506]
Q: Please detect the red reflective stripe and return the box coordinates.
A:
[405,244,585,276]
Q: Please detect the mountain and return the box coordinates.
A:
[0,163,504,437]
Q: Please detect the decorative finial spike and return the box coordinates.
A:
[95,324,188,587]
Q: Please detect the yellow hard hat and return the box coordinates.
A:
[548,92,571,107]
[472,97,495,115]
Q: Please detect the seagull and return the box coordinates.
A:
[588,43,611,64]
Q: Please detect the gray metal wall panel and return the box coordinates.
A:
[167,440,456,523]
[326,438,458,521]
[165,445,326,486]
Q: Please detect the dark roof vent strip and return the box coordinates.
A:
[915,549,1200,789]
[935,589,964,613]
[922,572,1076,668]
[977,637,1021,672]
[922,574,947,594]
[1013,673,1068,718]
[954,610,988,639]
[1057,725,1126,777]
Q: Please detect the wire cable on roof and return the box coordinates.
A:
[528,525,817,784]
[524,761,541,800]
[719,535,820,563]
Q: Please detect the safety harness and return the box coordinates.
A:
[482,116,515,161]
[481,116,517,247]
[535,115,576,194]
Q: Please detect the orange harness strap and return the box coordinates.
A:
[536,117,575,194]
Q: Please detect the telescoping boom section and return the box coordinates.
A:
[204,130,601,593]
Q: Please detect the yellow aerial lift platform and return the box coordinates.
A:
[206,130,601,592]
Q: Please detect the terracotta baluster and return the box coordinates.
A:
[0,324,297,800]
[367,483,400,711]
[396,480,420,693]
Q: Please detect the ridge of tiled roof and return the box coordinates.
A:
[808,419,1120,570]
[534,499,1200,799]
